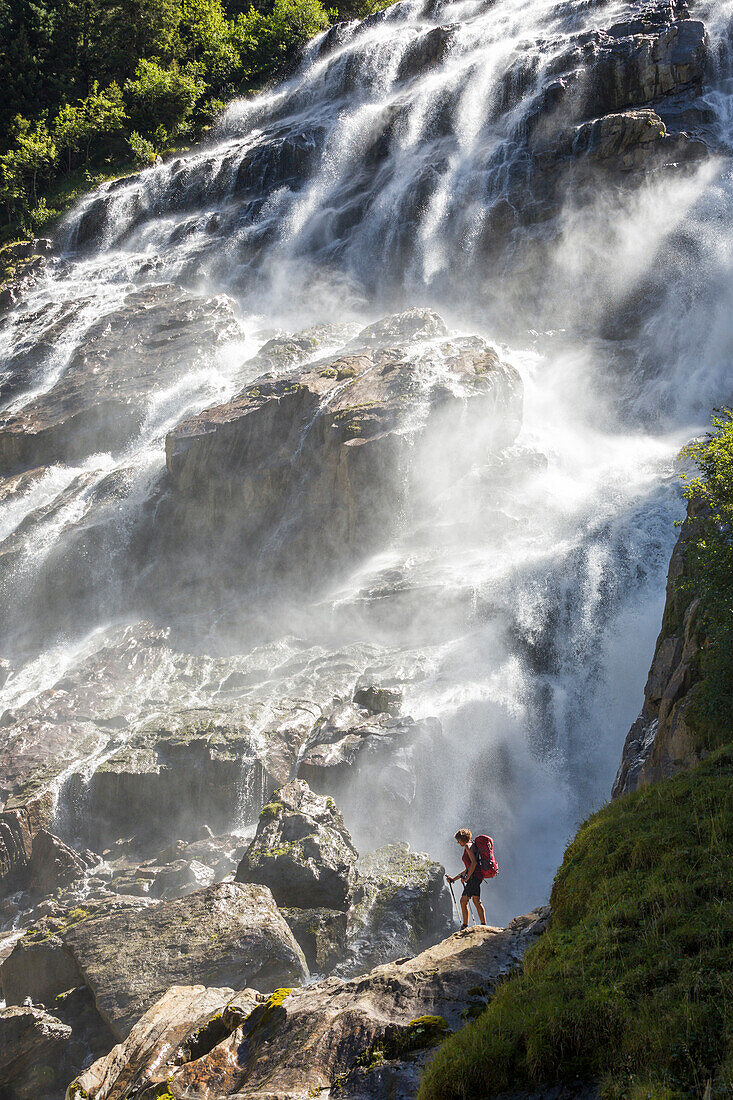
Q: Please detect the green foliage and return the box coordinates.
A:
[235,0,329,82]
[679,409,733,750]
[0,0,335,234]
[418,747,733,1099]
[124,58,205,140]
[128,130,158,165]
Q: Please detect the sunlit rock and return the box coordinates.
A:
[62,881,307,1040]
[69,908,549,1099]
[65,984,247,1100]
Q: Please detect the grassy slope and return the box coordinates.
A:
[419,747,733,1100]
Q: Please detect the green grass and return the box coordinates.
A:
[418,747,733,1100]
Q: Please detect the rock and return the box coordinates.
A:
[235,779,358,910]
[150,858,216,899]
[164,317,522,580]
[62,881,308,1039]
[67,984,260,1100]
[0,898,151,1008]
[396,24,458,83]
[0,797,52,897]
[280,907,348,973]
[71,908,549,1098]
[49,984,115,1091]
[613,500,704,796]
[589,14,707,117]
[0,283,240,472]
[62,707,264,852]
[568,109,705,172]
[343,843,453,973]
[0,1005,71,1100]
[353,684,402,715]
[26,830,91,895]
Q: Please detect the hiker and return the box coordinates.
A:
[446,827,497,929]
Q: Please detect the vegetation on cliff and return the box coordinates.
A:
[419,746,733,1099]
[681,408,733,751]
[0,0,387,236]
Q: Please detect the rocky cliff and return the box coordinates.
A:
[613,499,704,795]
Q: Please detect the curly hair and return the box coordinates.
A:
[454,828,472,842]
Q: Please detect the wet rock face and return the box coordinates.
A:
[70,909,549,1099]
[164,310,523,582]
[613,501,703,796]
[0,283,239,473]
[0,239,54,315]
[62,881,308,1039]
[0,1005,72,1100]
[63,708,264,852]
[235,779,359,910]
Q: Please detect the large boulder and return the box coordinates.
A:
[280,907,348,974]
[69,909,549,1099]
[235,779,358,910]
[62,881,308,1039]
[26,830,92,895]
[343,844,453,973]
[64,984,249,1100]
[0,1005,71,1100]
[164,313,523,578]
[0,898,152,1008]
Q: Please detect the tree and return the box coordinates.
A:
[124,58,206,140]
[235,0,328,82]
[7,115,57,204]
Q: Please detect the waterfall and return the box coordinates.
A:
[1,0,732,923]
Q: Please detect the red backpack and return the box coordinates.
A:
[473,835,498,880]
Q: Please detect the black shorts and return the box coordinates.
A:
[462,873,482,898]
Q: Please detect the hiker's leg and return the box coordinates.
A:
[460,895,469,927]
[472,895,487,925]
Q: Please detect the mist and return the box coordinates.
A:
[1,0,732,927]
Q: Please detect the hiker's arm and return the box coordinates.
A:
[464,849,477,877]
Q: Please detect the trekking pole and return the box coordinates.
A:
[447,879,461,926]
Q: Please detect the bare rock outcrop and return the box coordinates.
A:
[613,501,704,796]
[0,1005,71,1100]
[68,907,549,1099]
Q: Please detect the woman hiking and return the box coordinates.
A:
[447,827,488,929]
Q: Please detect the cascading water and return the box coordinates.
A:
[1,0,732,924]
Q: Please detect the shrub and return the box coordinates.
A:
[680,408,733,750]
[128,130,158,165]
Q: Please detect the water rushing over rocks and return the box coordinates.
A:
[1,0,733,1092]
